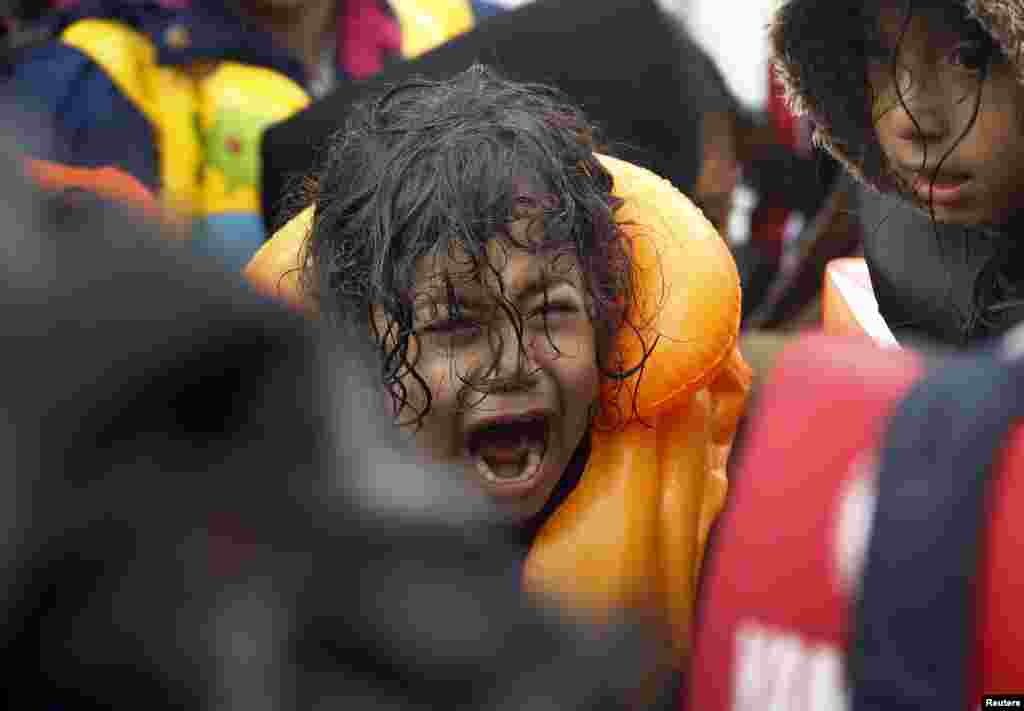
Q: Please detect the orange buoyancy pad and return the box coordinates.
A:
[243,156,752,662]
[243,205,315,313]
[593,154,743,421]
[525,422,664,613]
[523,156,750,664]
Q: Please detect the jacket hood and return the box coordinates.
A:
[769,0,1024,192]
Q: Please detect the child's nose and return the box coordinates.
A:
[890,70,954,143]
[893,106,951,144]
[473,325,541,394]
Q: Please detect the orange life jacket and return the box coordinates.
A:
[244,154,751,662]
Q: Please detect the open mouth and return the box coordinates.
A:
[466,414,549,488]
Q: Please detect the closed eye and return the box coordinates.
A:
[530,300,579,319]
[949,39,997,71]
[421,317,482,338]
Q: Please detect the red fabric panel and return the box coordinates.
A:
[689,335,921,709]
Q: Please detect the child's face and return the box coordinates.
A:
[380,220,601,523]
[869,2,1024,226]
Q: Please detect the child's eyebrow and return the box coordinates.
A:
[414,273,580,320]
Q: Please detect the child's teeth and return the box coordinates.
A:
[489,453,529,480]
[475,443,542,483]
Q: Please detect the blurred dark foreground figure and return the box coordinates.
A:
[0,134,674,709]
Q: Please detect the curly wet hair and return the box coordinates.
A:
[302,65,646,427]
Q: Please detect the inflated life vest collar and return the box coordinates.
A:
[594,154,741,421]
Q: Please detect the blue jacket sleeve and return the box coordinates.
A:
[10,41,160,191]
[470,1,505,21]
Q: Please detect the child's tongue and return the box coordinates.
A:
[474,427,542,481]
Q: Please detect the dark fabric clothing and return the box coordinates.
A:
[0,134,670,710]
[260,0,720,230]
[857,185,1024,348]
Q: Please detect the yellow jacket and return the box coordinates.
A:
[16,1,490,268]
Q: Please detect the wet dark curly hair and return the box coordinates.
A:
[302,65,646,427]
